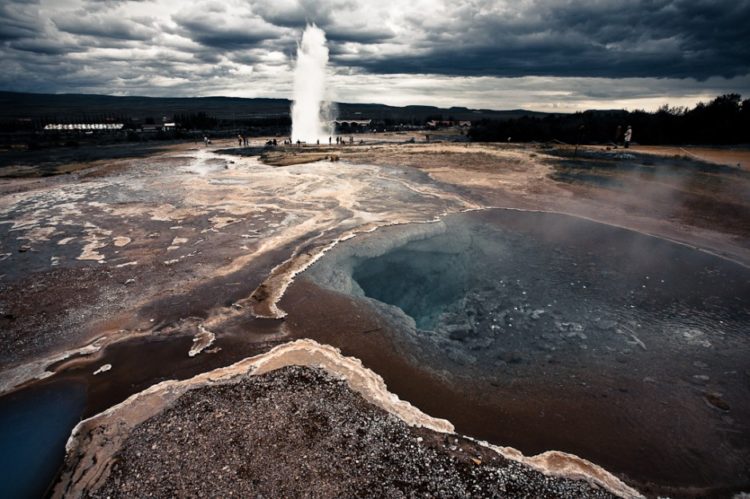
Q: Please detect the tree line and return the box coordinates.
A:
[468,94,750,145]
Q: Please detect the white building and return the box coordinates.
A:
[43,123,124,131]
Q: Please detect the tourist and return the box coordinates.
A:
[237,134,243,147]
[624,126,633,148]
[328,136,332,145]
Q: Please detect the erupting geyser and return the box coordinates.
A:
[291,24,333,143]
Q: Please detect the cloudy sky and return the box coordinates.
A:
[1,0,749,112]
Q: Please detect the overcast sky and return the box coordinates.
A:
[1,0,749,112]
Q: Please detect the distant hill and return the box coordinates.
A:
[0,91,548,123]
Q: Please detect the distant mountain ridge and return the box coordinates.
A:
[0,91,548,122]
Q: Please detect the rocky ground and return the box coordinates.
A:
[87,366,616,499]
[1,136,748,498]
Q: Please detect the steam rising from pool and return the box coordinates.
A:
[291,24,333,143]
[303,209,750,494]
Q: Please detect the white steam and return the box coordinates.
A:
[291,24,333,143]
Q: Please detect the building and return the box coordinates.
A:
[426,120,472,129]
[43,123,125,131]
[333,119,372,128]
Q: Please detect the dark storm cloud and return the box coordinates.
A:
[250,0,333,28]
[77,0,150,10]
[0,1,43,42]
[434,0,750,79]
[175,22,268,49]
[172,12,285,49]
[324,25,394,44]
[249,1,393,44]
[0,0,748,107]
[348,0,750,80]
[233,0,750,79]
[8,38,82,55]
[53,13,155,41]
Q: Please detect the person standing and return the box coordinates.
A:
[624,126,633,148]
[237,134,243,147]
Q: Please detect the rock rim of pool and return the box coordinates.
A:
[53,338,641,499]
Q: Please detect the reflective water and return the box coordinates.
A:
[307,208,750,494]
[352,211,750,377]
[0,381,86,498]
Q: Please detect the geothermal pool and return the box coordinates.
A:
[302,208,750,494]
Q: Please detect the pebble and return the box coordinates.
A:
[703,392,730,411]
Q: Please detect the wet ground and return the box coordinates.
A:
[0,137,748,497]
[0,141,180,178]
[0,142,469,369]
[544,149,750,238]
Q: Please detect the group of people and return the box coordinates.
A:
[331,136,354,145]
[277,136,360,146]
[199,134,368,148]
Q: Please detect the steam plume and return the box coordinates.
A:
[291,24,333,143]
